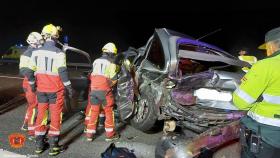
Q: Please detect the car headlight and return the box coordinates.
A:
[194,88,232,102]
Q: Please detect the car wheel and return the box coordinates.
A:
[130,93,158,132]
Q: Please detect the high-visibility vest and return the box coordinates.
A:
[238,55,258,72]
[233,51,280,127]
[29,41,70,92]
[90,55,118,90]
[91,55,117,80]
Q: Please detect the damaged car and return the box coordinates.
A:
[117,28,250,133]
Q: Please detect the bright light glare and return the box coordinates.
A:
[194,88,232,102]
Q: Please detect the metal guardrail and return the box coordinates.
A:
[0,96,25,114]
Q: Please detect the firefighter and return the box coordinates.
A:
[233,27,280,158]
[29,24,73,156]
[238,49,258,72]
[19,32,44,139]
[85,42,119,142]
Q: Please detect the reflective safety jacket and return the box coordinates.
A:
[238,55,258,72]
[233,51,280,127]
[90,54,117,90]
[29,40,71,92]
[19,47,35,86]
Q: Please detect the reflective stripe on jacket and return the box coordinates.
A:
[19,47,36,85]
[30,40,71,92]
[90,54,117,90]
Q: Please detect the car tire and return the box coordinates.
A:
[130,93,158,132]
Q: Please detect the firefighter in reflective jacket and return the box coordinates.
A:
[86,42,119,142]
[233,27,280,158]
[29,24,73,156]
[19,32,44,138]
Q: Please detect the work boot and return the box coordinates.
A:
[86,136,95,142]
[86,133,95,142]
[35,135,48,154]
[49,136,62,156]
[28,135,35,141]
[21,123,28,131]
[105,134,120,142]
[98,116,105,127]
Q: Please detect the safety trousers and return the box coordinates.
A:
[34,90,64,137]
[22,80,38,136]
[86,90,115,138]
[84,101,105,126]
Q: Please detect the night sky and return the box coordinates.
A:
[1,1,280,59]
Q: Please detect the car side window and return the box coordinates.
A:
[178,58,206,75]
[146,38,165,69]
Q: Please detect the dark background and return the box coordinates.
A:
[0,0,279,59]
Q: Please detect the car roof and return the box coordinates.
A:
[155,28,235,58]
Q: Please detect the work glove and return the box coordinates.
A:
[30,84,36,93]
[66,85,74,98]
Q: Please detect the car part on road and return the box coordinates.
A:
[163,120,176,134]
[155,121,241,158]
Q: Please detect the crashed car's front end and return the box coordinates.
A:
[115,28,251,157]
[117,28,249,133]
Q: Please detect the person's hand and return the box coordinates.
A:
[66,85,73,98]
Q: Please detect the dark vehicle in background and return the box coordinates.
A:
[117,28,250,133]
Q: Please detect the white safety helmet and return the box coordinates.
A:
[26,32,44,47]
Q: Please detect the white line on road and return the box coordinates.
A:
[0,76,23,80]
[0,149,38,158]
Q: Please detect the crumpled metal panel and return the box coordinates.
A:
[171,90,196,106]
[155,121,241,158]
[186,121,240,157]
[116,65,135,121]
[171,71,213,106]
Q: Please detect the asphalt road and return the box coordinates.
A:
[0,102,163,158]
[0,64,241,158]
[0,63,163,158]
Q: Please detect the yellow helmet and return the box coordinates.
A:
[102,42,117,55]
[41,24,60,39]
